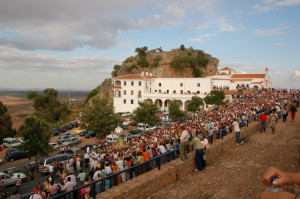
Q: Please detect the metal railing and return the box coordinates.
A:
[21,108,275,199]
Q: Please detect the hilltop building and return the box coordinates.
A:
[111,68,272,112]
[207,67,272,90]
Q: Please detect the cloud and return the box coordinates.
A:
[183,22,214,31]
[189,33,216,43]
[0,45,122,72]
[220,24,245,32]
[290,69,300,81]
[273,43,285,46]
[254,26,288,37]
[0,0,190,51]
[240,70,248,74]
[252,0,300,13]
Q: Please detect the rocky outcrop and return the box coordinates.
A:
[94,47,219,100]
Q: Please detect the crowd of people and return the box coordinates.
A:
[1,88,299,199]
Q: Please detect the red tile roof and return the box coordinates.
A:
[112,74,157,80]
[231,74,265,79]
[230,78,253,81]
[112,85,122,89]
[251,82,262,84]
[220,67,235,71]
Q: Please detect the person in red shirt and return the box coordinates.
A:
[259,112,268,132]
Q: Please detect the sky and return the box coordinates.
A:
[0,0,299,90]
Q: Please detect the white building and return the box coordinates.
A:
[112,68,272,113]
[207,67,272,90]
[112,72,211,113]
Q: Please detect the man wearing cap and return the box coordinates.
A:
[29,189,42,199]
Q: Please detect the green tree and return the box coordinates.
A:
[27,88,70,123]
[81,97,122,139]
[85,88,99,104]
[156,47,163,52]
[0,101,15,143]
[19,115,52,167]
[126,64,138,73]
[111,64,121,77]
[135,46,148,57]
[180,44,185,51]
[132,101,161,132]
[204,90,226,105]
[151,55,162,68]
[169,100,185,120]
[186,96,204,112]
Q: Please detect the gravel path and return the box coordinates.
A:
[148,114,300,199]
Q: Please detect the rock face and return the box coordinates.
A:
[117,47,219,78]
[95,47,219,100]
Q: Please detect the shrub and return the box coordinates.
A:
[193,67,202,77]
[196,56,209,68]
[137,57,149,68]
[126,64,138,73]
[123,56,135,64]
[151,55,162,68]
[180,44,185,51]
[171,55,196,71]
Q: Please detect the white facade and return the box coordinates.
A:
[112,74,211,113]
[112,67,272,113]
[207,67,272,90]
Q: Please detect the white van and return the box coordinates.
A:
[138,123,156,132]
[3,138,21,148]
[106,135,119,143]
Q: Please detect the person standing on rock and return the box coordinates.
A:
[189,134,205,171]
[178,125,189,162]
[233,118,244,145]
[269,110,278,134]
[259,112,267,133]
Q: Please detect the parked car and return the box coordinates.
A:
[75,128,85,134]
[79,130,89,136]
[39,154,71,174]
[5,148,18,156]
[50,129,60,136]
[61,137,81,147]
[56,135,72,144]
[49,142,59,150]
[3,138,21,148]
[129,129,143,135]
[121,124,129,130]
[130,120,136,126]
[70,121,79,128]
[122,119,132,126]
[0,171,27,186]
[137,123,156,132]
[121,112,132,117]
[84,130,96,138]
[5,150,27,162]
[65,147,82,156]
[62,132,75,137]
[116,112,125,116]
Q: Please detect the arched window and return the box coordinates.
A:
[131,81,134,86]
[123,90,126,95]
[115,80,121,86]
[124,81,127,86]
[139,81,141,86]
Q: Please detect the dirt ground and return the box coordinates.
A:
[148,114,300,199]
[0,96,34,129]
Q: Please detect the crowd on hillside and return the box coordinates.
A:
[1,88,299,199]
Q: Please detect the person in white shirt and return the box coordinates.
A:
[203,134,210,165]
[48,164,54,176]
[64,177,76,199]
[233,118,244,145]
[179,125,189,161]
